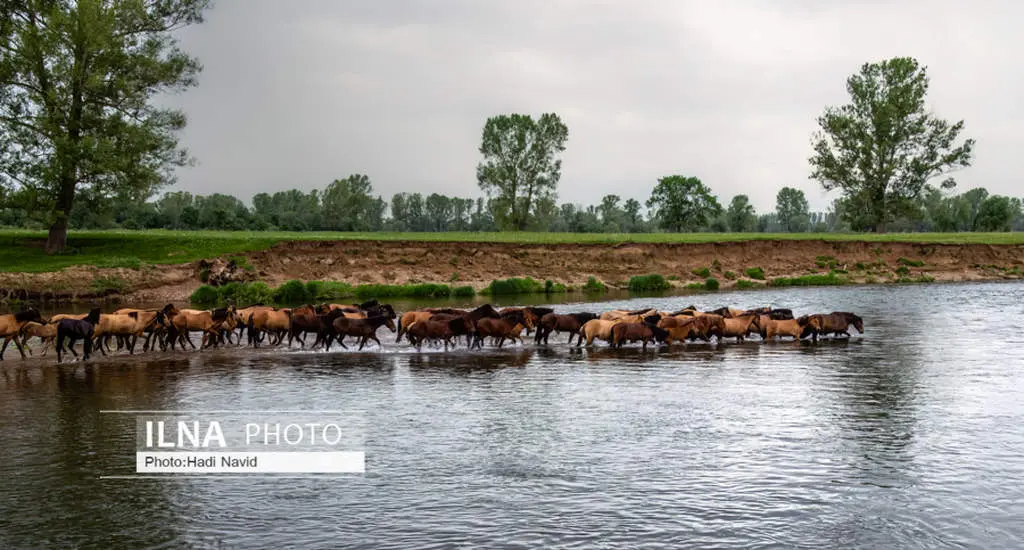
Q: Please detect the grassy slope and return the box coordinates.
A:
[2,228,1023,273]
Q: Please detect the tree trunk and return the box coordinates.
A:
[45,176,77,254]
[875,221,886,233]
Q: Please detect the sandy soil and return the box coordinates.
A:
[2,239,1022,304]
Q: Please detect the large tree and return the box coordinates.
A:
[775,187,810,232]
[645,175,722,232]
[476,112,568,231]
[725,194,756,232]
[809,57,975,233]
[0,0,210,252]
[321,174,383,231]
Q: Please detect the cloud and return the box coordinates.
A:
[163,0,1021,214]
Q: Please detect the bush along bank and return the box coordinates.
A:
[189,280,476,307]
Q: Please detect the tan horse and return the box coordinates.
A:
[170,308,230,350]
[721,313,761,342]
[657,316,699,344]
[764,315,822,341]
[1,309,46,360]
[600,308,657,321]
[20,319,57,357]
[247,308,292,347]
[578,319,624,346]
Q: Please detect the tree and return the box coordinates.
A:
[598,194,623,231]
[645,175,722,232]
[725,194,756,232]
[622,198,643,232]
[974,195,1019,232]
[321,174,380,231]
[425,193,452,231]
[809,57,975,233]
[776,187,810,232]
[476,113,568,230]
[0,1,210,251]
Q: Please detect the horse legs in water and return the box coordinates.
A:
[0,334,27,360]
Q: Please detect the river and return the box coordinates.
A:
[1,281,1023,549]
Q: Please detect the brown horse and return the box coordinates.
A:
[405,318,467,351]
[611,322,669,350]
[330,314,397,351]
[1,309,46,360]
[473,318,525,349]
[807,312,863,340]
[721,313,761,342]
[536,312,598,346]
[657,316,699,344]
[21,321,58,356]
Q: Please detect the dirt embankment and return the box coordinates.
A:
[2,239,1023,304]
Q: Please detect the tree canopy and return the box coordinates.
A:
[809,56,975,232]
[645,175,722,232]
[0,0,210,251]
[726,194,756,232]
[476,113,568,231]
[775,187,810,232]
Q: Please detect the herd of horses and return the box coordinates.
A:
[0,299,864,362]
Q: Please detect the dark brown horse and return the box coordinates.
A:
[473,317,525,349]
[405,317,467,351]
[535,312,598,346]
[808,312,863,340]
[330,314,397,350]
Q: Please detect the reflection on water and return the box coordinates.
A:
[2,281,1024,548]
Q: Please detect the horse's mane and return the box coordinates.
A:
[359,299,380,310]
[707,307,732,317]
[624,307,654,315]
[527,307,555,317]
[570,312,597,323]
[14,309,40,322]
[642,313,661,325]
[501,309,526,325]
[470,304,501,319]
[832,311,861,323]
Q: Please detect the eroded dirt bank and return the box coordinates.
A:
[2,239,1023,304]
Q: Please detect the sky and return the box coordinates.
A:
[162,0,1024,213]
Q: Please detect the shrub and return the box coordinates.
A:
[685,282,704,290]
[855,262,867,270]
[583,276,607,293]
[692,267,711,278]
[770,272,849,287]
[897,274,935,284]
[544,279,567,293]
[190,284,220,305]
[273,279,312,304]
[897,257,925,267]
[628,274,670,292]
[91,276,128,294]
[305,280,353,301]
[744,267,765,280]
[705,277,719,290]
[481,277,545,295]
[895,265,910,276]
[711,258,722,271]
[736,279,764,290]
[453,286,475,297]
[355,283,452,299]
[723,271,737,280]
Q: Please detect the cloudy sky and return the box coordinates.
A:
[164,0,1021,213]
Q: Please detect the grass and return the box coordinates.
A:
[688,278,720,291]
[723,271,737,280]
[770,272,850,287]
[736,279,765,290]
[189,279,473,306]
[897,257,926,267]
[3,228,1024,273]
[691,267,711,278]
[583,276,608,293]
[628,274,671,292]
[744,267,765,280]
[480,277,567,295]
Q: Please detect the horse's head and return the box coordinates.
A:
[380,304,397,319]
[154,310,168,327]
[642,313,661,326]
[14,308,44,324]
[847,313,864,333]
[650,325,670,343]
[86,307,102,324]
[384,316,397,333]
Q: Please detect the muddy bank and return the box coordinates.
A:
[2,239,1023,305]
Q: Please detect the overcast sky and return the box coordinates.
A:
[163,0,1022,213]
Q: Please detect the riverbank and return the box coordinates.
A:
[1,230,1022,305]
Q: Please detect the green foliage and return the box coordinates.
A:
[321,174,386,232]
[199,268,210,283]
[453,286,476,297]
[809,57,975,232]
[304,281,353,301]
[667,275,680,281]
[776,187,811,232]
[895,265,911,276]
[218,282,275,306]
[544,279,567,293]
[0,1,210,251]
[94,256,144,270]
[646,175,723,232]
[190,284,221,305]
[692,267,711,277]
[897,257,925,267]
[770,272,850,287]
[896,274,936,284]
[449,272,460,282]
[705,277,720,291]
[583,276,607,293]
[481,277,545,295]
[736,279,765,290]
[272,280,312,304]
[744,267,765,280]
[855,262,867,270]
[723,271,737,280]
[477,113,569,230]
[628,274,670,292]
[726,195,757,232]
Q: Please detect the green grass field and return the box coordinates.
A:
[2,228,1023,273]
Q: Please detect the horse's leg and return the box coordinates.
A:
[83,337,93,361]
[13,334,27,359]
[497,336,505,349]
[357,336,367,351]
[371,335,382,349]
[0,335,13,360]
[68,337,79,358]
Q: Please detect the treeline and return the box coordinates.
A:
[1,173,1019,233]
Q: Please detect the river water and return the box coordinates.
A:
[2,281,1023,549]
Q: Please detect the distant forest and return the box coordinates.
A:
[1,173,1019,234]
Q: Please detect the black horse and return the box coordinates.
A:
[56,307,102,362]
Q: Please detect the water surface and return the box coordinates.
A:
[2,281,1023,549]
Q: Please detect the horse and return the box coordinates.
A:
[578,319,625,347]
[656,316,699,344]
[168,308,231,350]
[404,318,466,351]
[677,314,725,342]
[97,311,169,354]
[473,318,525,349]
[763,315,822,341]
[287,305,325,348]
[535,312,598,346]
[1,308,46,360]
[56,307,101,362]
[720,312,761,342]
[113,304,178,351]
[807,312,863,340]
[611,322,669,350]
[246,307,292,347]
[331,314,397,351]
[600,308,657,321]
[20,321,57,356]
